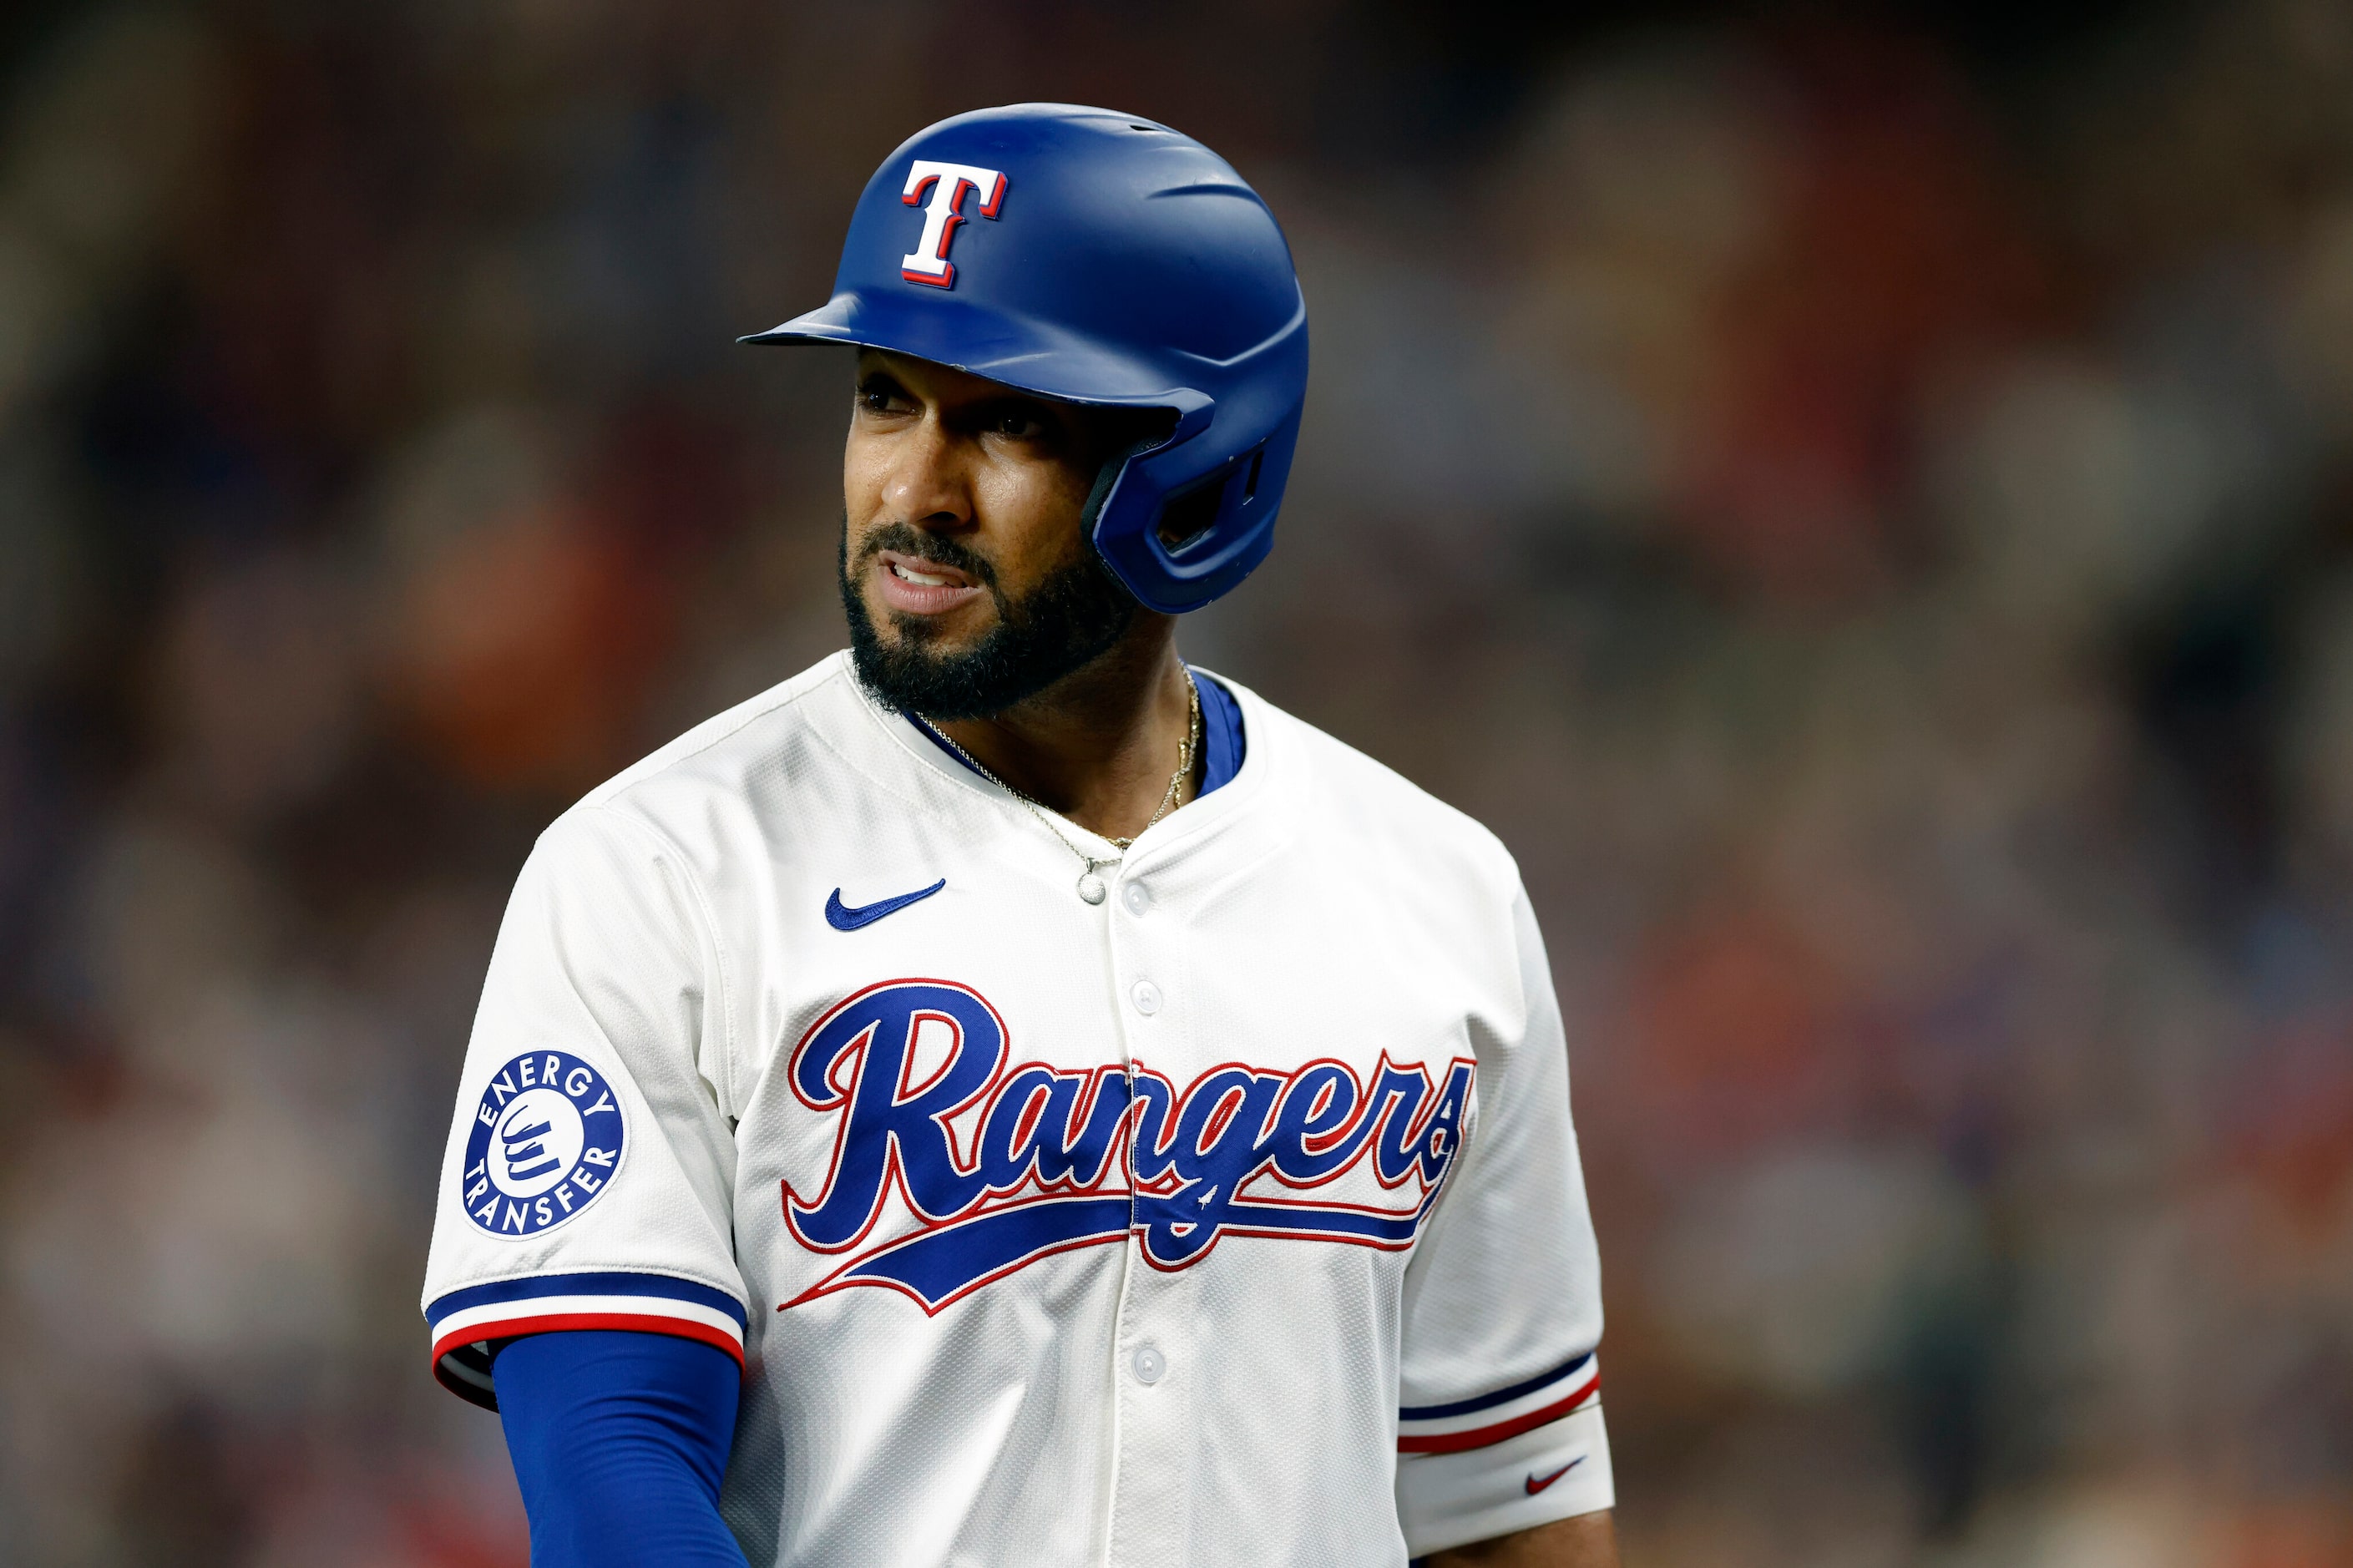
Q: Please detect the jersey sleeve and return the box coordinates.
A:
[420,805,748,1410]
[1393,883,1612,1556]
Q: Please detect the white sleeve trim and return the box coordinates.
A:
[424,1269,750,1411]
[1396,1403,1614,1556]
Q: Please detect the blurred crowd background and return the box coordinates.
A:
[2,1,2350,1563]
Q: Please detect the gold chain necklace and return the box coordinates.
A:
[922,672,1202,904]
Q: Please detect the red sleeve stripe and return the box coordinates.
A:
[424,1278,751,1409]
[428,1308,749,1409]
[431,1310,745,1370]
[1397,1368,1600,1454]
[430,1282,743,1351]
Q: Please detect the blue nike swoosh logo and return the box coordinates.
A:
[825,879,947,931]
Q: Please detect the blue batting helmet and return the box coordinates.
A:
[741,104,1309,614]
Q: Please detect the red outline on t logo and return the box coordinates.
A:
[899,161,1009,289]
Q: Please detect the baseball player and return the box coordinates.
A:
[423,104,1617,1566]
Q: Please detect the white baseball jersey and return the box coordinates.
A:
[422,650,1611,1565]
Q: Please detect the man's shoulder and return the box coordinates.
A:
[537,651,873,859]
[584,651,854,800]
[1225,676,1521,898]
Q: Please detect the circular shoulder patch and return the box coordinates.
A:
[462,1051,627,1237]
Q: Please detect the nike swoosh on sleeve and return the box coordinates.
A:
[1524,1455,1586,1495]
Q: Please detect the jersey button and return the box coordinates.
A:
[1122,881,1152,915]
[1131,1344,1166,1385]
[1130,979,1162,1015]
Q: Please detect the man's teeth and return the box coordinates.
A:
[890,561,956,588]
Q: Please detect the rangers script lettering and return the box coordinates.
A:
[781,979,1476,1312]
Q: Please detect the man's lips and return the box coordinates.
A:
[874,550,988,615]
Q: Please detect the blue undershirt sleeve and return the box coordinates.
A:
[493,1330,750,1568]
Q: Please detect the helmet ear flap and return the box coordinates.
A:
[1155,472,1226,558]
[1154,443,1265,556]
[1079,431,1160,551]
[1090,400,1300,614]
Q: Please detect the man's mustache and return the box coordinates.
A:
[856,522,1002,592]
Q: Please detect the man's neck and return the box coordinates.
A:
[933,620,1198,842]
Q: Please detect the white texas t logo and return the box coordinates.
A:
[899,160,1008,288]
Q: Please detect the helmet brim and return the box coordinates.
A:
[741,289,1197,413]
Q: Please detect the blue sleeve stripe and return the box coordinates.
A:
[428,1272,747,1329]
[1398,1351,1595,1421]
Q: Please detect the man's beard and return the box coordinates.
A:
[841,519,1140,721]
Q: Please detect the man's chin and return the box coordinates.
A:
[837,542,1140,721]
[846,639,1010,721]
[873,604,975,650]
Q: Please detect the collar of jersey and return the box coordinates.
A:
[903,672,1241,806]
[839,650,1296,872]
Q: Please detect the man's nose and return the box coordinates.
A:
[882,417,974,532]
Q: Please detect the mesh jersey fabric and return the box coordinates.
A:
[422,651,1609,1566]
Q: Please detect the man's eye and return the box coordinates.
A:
[995,408,1045,439]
